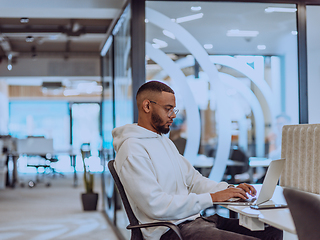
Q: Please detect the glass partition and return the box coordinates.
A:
[114,6,133,128]
[9,101,70,150]
[100,4,132,239]
[146,1,299,183]
[113,5,132,237]
[101,37,117,223]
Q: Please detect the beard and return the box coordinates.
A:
[151,112,170,134]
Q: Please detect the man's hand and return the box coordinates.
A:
[210,183,256,203]
[236,183,256,197]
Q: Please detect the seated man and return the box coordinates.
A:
[112,81,282,240]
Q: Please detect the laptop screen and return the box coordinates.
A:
[255,158,285,205]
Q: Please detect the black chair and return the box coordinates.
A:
[225,147,250,184]
[107,160,183,240]
[47,156,64,178]
[283,188,320,240]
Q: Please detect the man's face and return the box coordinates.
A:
[150,92,177,134]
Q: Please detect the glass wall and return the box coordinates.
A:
[100,0,320,238]
[114,6,133,128]
[101,38,116,223]
[70,102,102,172]
[8,101,74,173]
[100,4,132,239]
[8,100,104,173]
[146,1,299,183]
[9,101,70,150]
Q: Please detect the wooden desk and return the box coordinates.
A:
[224,185,297,240]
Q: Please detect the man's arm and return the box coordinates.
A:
[210,183,257,202]
[180,156,256,202]
[117,153,213,221]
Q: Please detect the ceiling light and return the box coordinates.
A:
[227,29,259,37]
[145,19,149,23]
[26,36,34,42]
[176,13,204,24]
[204,44,213,49]
[163,30,175,39]
[153,38,168,48]
[49,35,59,40]
[72,22,81,32]
[291,30,298,35]
[20,18,29,23]
[265,7,297,13]
[7,54,12,70]
[257,45,266,50]
[191,6,201,12]
[171,19,176,22]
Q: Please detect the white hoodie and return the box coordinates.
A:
[112,124,228,239]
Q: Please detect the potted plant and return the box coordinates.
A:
[80,143,99,211]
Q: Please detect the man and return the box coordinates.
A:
[112,81,282,240]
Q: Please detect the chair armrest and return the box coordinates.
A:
[127,221,183,240]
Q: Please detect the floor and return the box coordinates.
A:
[0,167,232,240]
[0,172,118,240]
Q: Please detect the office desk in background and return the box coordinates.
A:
[16,138,80,187]
[224,185,298,240]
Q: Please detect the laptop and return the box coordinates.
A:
[213,158,285,206]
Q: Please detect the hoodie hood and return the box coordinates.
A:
[112,124,160,152]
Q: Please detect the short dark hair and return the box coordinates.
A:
[136,81,174,99]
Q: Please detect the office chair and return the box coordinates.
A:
[283,188,320,240]
[107,160,183,240]
[224,147,250,184]
[47,155,64,178]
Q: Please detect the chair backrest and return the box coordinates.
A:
[226,148,249,175]
[108,160,143,240]
[280,124,320,194]
[283,188,320,240]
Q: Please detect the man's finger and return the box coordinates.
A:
[238,183,257,196]
[230,187,248,199]
[244,183,257,196]
[234,192,248,200]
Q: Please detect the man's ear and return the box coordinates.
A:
[142,99,151,113]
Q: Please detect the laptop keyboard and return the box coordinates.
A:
[227,197,257,203]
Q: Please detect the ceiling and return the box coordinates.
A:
[146,1,298,56]
[0,1,300,65]
[0,0,126,60]
[1,1,319,90]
